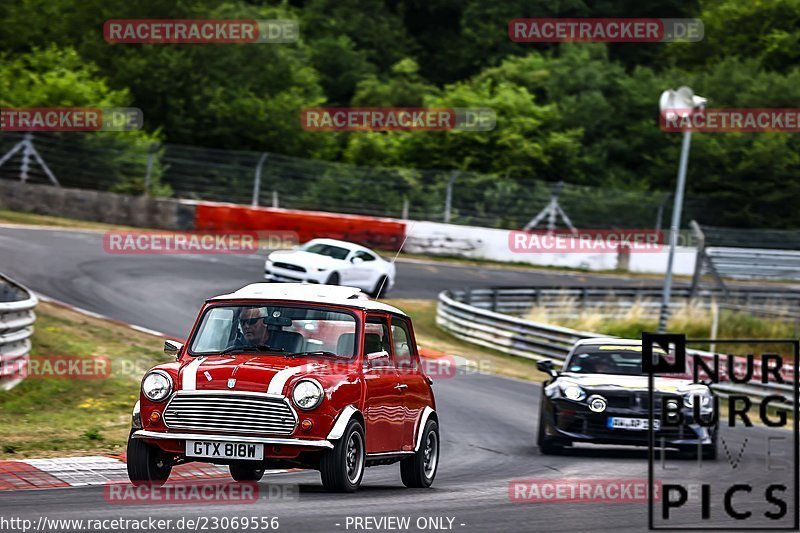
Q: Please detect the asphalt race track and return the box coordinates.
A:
[1,225,796,532]
[1,226,685,336]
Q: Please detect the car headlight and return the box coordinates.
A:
[684,390,712,410]
[309,266,328,273]
[142,370,173,402]
[561,383,586,401]
[293,379,324,410]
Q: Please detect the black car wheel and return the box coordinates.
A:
[371,276,389,298]
[320,419,365,492]
[126,430,172,487]
[401,419,439,488]
[326,272,340,286]
[229,464,265,482]
[537,397,563,455]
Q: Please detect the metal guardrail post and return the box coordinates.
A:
[689,220,705,297]
[0,274,38,391]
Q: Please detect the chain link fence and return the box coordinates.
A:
[0,132,761,231]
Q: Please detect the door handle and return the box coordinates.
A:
[394,383,408,390]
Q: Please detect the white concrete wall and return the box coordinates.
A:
[404,220,697,274]
[629,246,697,275]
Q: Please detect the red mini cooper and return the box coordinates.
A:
[127,283,439,492]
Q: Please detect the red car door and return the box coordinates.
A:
[362,315,405,453]
[390,316,430,451]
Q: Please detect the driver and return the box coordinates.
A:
[239,307,271,346]
[590,356,614,374]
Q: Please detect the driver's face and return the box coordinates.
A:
[593,359,612,373]
[240,308,268,344]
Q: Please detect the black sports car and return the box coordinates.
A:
[536,338,717,458]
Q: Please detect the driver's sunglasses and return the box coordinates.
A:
[239,317,263,326]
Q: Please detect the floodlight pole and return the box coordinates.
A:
[657,129,692,333]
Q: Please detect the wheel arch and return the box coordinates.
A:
[327,405,364,440]
[413,406,437,452]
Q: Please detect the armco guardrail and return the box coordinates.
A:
[438,289,796,408]
[704,247,800,282]
[0,274,37,391]
[450,286,800,320]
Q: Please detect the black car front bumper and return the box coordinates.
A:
[542,396,715,448]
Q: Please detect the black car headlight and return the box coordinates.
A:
[141,370,173,402]
[293,379,324,410]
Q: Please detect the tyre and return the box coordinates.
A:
[371,276,389,298]
[229,464,265,482]
[537,399,562,455]
[401,419,439,488]
[701,427,718,460]
[326,272,340,286]
[320,419,365,492]
[702,443,717,460]
[126,431,172,487]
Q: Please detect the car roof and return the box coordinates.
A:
[574,337,637,347]
[304,238,375,255]
[209,283,407,316]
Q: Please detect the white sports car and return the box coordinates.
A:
[264,238,396,297]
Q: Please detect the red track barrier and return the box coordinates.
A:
[193,203,407,251]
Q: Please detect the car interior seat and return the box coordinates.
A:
[336,333,355,357]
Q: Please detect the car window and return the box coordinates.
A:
[353,251,376,262]
[564,344,686,376]
[365,315,393,368]
[189,305,357,358]
[301,242,350,260]
[391,318,415,370]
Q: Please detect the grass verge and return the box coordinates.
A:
[0,301,163,459]
[0,208,141,231]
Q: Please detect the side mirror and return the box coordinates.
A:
[536,359,557,378]
[367,350,390,367]
[351,256,364,264]
[164,340,184,360]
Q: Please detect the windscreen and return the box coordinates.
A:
[564,344,679,376]
[190,304,357,357]
[301,242,350,260]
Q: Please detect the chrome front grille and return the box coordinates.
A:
[273,262,306,273]
[164,392,297,436]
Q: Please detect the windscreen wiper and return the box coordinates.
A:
[289,350,340,358]
[219,344,286,355]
